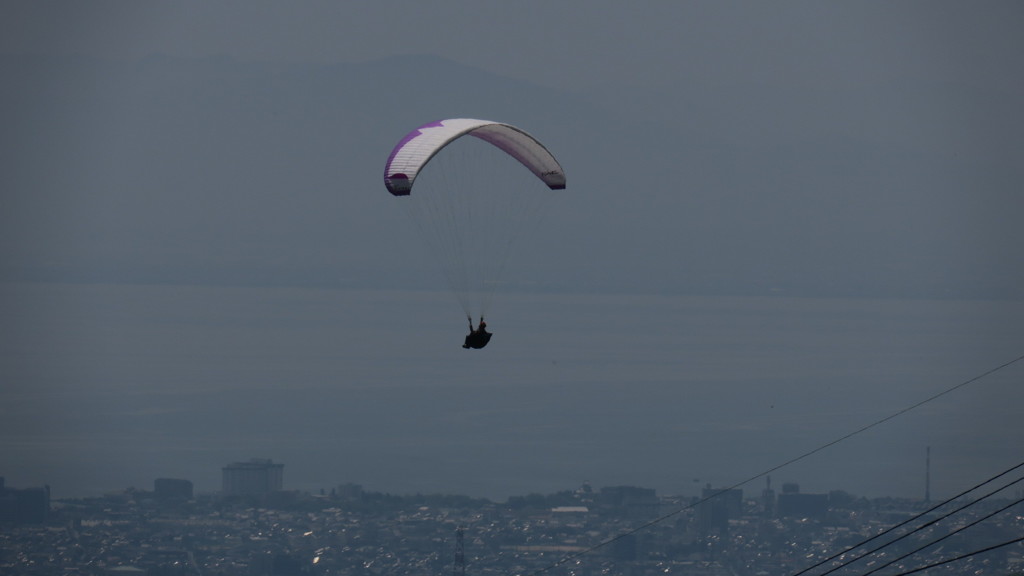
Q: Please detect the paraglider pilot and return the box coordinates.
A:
[462,317,492,349]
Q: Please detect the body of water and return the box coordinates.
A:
[2,282,1022,500]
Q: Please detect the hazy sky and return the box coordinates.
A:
[1,1,1023,501]
[4,1,1023,91]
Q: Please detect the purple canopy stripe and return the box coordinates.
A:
[383,118,566,196]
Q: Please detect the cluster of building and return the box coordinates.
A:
[1,461,1021,576]
[0,478,50,526]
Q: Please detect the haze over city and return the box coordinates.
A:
[2,1,1023,503]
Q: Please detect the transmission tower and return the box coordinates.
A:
[925,446,932,503]
[453,525,466,576]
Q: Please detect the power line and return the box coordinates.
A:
[524,351,1024,576]
[857,494,1024,576]
[883,535,1024,576]
[793,461,1024,576]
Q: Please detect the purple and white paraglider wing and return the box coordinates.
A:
[383,118,566,196]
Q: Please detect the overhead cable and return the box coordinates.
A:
[796,461,1024,576]
[523,352,1024,576]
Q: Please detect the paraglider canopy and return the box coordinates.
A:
[384,118,566,196]
[382,117,565,326]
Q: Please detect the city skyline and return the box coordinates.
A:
[4,462,1021,576]
[0,443,995,505]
